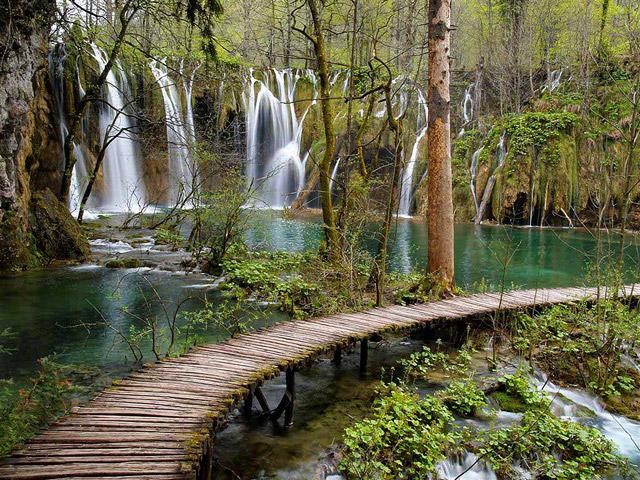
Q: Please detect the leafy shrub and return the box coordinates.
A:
[498,370,548,411]
[180,298,258,345]
[340,384,460,479]
[154,227,183,249]
[188,176,251,273]
[437,379,487,417]
[399,345,474,380]
[0,358,82,457]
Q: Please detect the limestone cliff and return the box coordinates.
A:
[0,0,89,271]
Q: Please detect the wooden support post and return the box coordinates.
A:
[254,386,271,414]
[333,345,342,365]
[243,386,254,417]
[360,338,368,376]
[284,366,295,427]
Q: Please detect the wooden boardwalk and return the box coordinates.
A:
[1,284,637,480]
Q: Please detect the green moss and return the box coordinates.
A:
[491,391,529,413]
[104,258,142,269]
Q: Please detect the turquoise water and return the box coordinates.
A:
[1,216,638,385]
[246,213,640,289]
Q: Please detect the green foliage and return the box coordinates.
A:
[180,298,258,345]
[437,379,487,416]
[0,358,87,457]
[220,250,319,318]
[497,370,548,411]
[500,111,578,158]
[340,383,460,479]
[189,176,251,273]
[155,227,183,249]
[513,301,640,397]
[480,410,624,479]
[399,345,474,380]
[340,367,628,479]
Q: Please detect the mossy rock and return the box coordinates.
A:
[491,391,529,413]
[105,258,142,269]
[28,189,90,263]
[0,207,34,271]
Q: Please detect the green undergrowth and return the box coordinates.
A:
[217,245,434,319]
[0,357,97,457]
[339,346,633,480]
[512,299,640,418]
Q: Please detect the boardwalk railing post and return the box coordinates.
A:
[284,366,295,427]
[243,385,254,418]
[333,345,342,365]
[360,338,369,376]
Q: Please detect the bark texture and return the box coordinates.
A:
[307,0,340,256]
[426,0,455,287]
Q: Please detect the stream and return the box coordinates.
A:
[1,214,639,478]
[212,334,640,479]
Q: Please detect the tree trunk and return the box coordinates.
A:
[370,84,403,305]
[426,0,455,289]
[307,0,340,257]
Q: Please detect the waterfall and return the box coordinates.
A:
[398,89,428,217]
[243,68,318,208]
[470,147,482,215]
[329,157,341,194]
[528,181,536,226]
[461,82,475,124]
[90,44,145,212]
[341,70,351,97]
[436,452,497,480]
[458,82,475,137]
[149,59,197,206]
[475,132,507,224]
[533,373,640,462]
[49,44,91,213]
[543,69,563,93]
[182,62,199,156]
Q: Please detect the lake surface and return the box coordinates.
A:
[247,213,640,289]
[1,215,639,385]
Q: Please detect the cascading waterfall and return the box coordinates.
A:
[149,59,197,206]
[436,452,497,480]
[329,157,341,194]
[533,373,640,463]
[341,70,351,97]
[543,69,563,92]
[461,82,475,124]
[243,68,318,208]
[398,89,428,217]
[90,44,145,211]
[49,44,91,213]
[469,147,482,215]
[475,132,507,224]
[459,82,475,137]
[181,61,200,147]
[528,177,536,226]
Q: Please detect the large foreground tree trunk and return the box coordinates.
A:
[426,0,455,289]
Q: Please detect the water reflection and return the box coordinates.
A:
[246,212,640,290]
